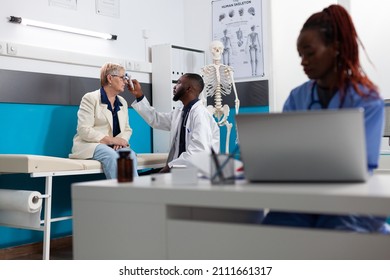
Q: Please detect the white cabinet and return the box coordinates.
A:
[151,44,205,153]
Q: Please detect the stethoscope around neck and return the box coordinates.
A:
[307,81,345,110]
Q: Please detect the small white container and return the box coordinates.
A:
[171,166,198,185]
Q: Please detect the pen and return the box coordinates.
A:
[211,147,225,182]
[211,144,239,182]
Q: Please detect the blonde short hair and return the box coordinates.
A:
[100,62,125,87]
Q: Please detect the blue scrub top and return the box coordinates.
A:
[283,80,384,171]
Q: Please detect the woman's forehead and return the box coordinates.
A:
[297,29,324,47]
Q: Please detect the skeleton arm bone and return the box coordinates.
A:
[226,68,240,114]
[199,82,208,107]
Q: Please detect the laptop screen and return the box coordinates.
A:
[235,109,367,182]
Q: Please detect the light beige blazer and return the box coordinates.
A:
[69,89,132,159]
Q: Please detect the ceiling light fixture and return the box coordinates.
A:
[9,16,117,40]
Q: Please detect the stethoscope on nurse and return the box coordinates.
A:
[307,81,347,110]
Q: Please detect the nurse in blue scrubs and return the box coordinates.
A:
[262,4,389,233]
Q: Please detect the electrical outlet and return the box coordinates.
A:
[7,43,17,55]
[134,62,141,71]
[126,60,133,70]
[0,41,6,54]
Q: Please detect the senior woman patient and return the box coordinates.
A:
[69,62,138,179]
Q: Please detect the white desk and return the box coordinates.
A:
[378,154,390,171]
[71,174,390,260]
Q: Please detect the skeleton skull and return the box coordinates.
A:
[210,40,224,60]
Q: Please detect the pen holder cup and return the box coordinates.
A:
[210,154,235,185]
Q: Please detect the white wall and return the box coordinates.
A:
[0,0,187,82]
[183,0,212,54]
[350,0,390,100]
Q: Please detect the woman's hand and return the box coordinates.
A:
[100,136,129,149]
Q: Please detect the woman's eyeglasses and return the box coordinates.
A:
[111,74,128,82]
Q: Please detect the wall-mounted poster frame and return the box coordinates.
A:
[212,0,264,79]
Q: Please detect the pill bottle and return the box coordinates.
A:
[117,151,133,182]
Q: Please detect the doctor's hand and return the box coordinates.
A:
[127,79,143,99]
[159,164,171,173]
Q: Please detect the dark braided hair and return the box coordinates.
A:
[302,4,378,98]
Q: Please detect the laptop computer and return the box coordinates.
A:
[235,109,368,182]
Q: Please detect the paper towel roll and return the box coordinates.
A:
[0,189,42,213]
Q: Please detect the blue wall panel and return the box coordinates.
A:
[219,106,269,154]
[0,102,151,249]
[0,103,151,155]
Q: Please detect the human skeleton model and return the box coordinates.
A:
[201,40,240,153]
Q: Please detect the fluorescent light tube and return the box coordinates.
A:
[9,16,117,40]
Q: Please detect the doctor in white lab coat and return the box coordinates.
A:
[129,73,220,173]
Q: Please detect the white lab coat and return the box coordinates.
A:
[132,97,220,167]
